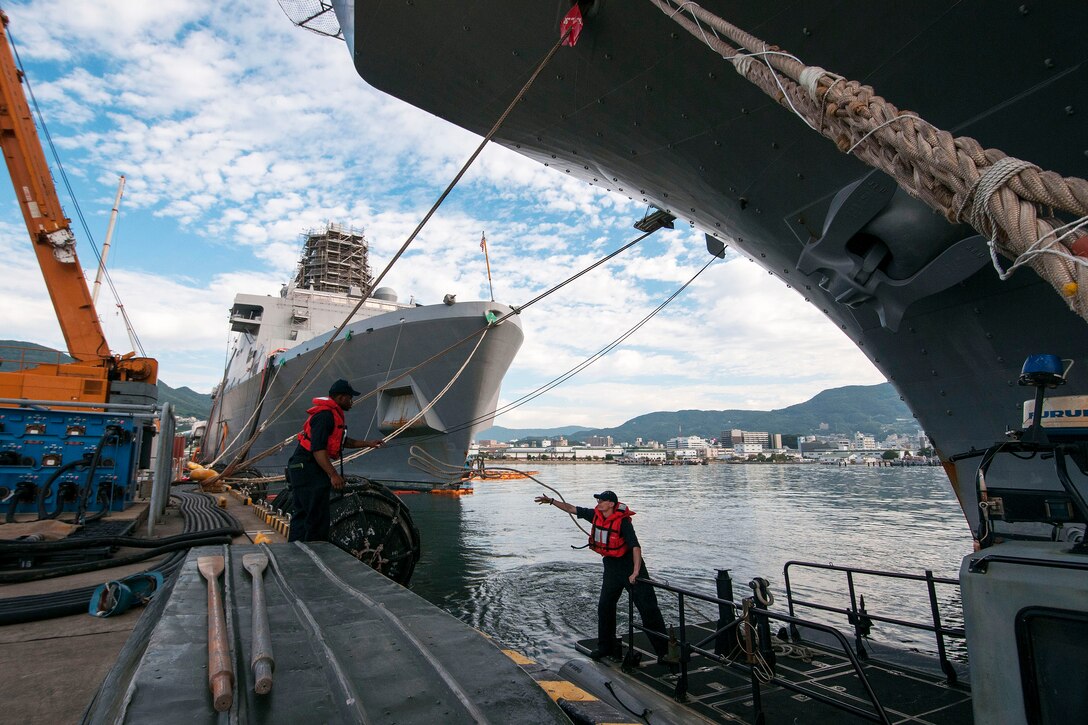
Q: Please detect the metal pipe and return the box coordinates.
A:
[676,592,688,701]
[91,175,125,305]
[787,597,965,637]
[0,397,160,413]
[784,560,958,586]
[925,569,958,686]
[148,403,173,536]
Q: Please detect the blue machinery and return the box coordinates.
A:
[0,403,157,522]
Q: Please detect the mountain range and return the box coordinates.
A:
[4,341,914,441]
[0,340,212,419]
[477,383,916,443]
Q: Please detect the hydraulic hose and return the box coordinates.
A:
[0,489,239,624]
[4,481,38,523]
[72,428,121,524]
[35,456,91,520]
[0,535,233,584]
[0,526,242,555]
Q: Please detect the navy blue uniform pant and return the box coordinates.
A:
[286,462,332,542]
[599,559,669,657]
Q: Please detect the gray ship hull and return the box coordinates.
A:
[337,0,1088,524]
[202,301,522,488]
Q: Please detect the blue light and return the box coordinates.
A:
[1019,354,1066,388]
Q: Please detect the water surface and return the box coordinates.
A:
[403,463,973,667]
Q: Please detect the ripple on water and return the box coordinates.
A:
[406,464,974,663]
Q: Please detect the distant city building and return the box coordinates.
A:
[621,449,666,462]
[667,436,708,451]
[853,432,877,450]
[585,435,614,447]
[721,429,776,447]
[734,442,764,455]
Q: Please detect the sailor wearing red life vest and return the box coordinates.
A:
[285,379,383,542]
[536,489,670,663]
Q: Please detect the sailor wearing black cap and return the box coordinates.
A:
[535,489,670,663]
[285,379,383,542]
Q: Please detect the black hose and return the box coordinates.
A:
[0,489,237,624]
[4,481,38,524]
[603,681,652,722]
[0,552,187,626]
[35,457,91,520]
[72,429,120,524]
[0,526,242,554]
[0,535,232,584]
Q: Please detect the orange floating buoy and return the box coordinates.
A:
[189,467,217,482]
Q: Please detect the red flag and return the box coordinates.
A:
[561,5,583,46]
[480,233,487,252]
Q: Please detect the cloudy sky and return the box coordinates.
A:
[0,0,884,429]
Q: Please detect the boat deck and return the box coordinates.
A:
[576,622,973,724]
[88,542,569,724]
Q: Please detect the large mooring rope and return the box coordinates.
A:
[650,0,1088,320]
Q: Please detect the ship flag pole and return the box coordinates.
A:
[481,232,494,301]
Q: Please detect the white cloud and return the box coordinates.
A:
[0,0,883,427]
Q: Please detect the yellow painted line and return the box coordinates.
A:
[537,680,598,702]
[502,649,536,666]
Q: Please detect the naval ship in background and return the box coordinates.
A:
[279,1,1086,721]
[198,224,523,489]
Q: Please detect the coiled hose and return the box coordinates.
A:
[0,488,241,625]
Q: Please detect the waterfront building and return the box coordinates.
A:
[734,442,764,456]
[620,449,667,463]
[667,435,708,451]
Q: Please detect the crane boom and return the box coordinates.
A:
[0,11,110,362]
[0,11,155,405]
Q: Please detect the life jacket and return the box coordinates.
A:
[297,397,346,460]
[589,503,634,557]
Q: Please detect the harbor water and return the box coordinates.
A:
[402,463,974,669]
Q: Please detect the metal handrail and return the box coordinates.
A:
[628,576,892,724]
[782,560,963,684]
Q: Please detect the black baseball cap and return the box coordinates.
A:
[328,379,360,397]
[593,490,618,503]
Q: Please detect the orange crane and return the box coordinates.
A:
[0,11,156,405]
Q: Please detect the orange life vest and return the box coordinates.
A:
[297,398,346,460]
[589,503,634,557]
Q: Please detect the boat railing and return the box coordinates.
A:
[781,560,964,685]
[629,576,893,724]
[0,344,69,371]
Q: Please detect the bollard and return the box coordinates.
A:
[715,569,737,656]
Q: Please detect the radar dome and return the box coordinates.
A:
[373,287,398,302]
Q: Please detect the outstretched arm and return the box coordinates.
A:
[535,495,575,514]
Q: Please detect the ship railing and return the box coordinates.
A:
[782,560,964,685]
[630,576,892,724]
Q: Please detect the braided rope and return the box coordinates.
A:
[650,0,1088,319]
